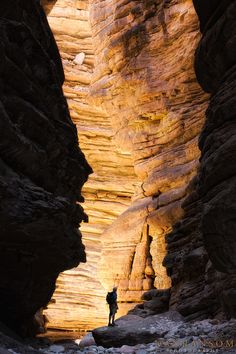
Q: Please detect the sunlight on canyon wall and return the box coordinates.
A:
[42,0,208,330]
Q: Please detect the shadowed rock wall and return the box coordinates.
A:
[164,0,236,321]
[195,0,236,318]
[0,0,91,335]
[44,0,208,330]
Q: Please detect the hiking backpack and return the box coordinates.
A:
[106,291,114,304]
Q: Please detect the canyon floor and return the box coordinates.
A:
[1,313,236,353]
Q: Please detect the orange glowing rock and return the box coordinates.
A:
[43,0,208,331]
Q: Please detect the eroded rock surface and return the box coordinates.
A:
[1,318,236,354]
[92,313,236,351]
[43,0,136,330]
[0,0,91,335]
[89,0,207,297]
[44,0,208,330]
[196,0,236,318]
[164,0,236,321]
[195,1,236,274]
[93,312,184,348]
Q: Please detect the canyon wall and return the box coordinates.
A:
[2,0,235,337]
[44,0,208,330]
[0,0,91,335]
[164,0,236,321]
[194,0,236,318]
[43,0,138,330]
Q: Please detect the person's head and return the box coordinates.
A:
[113,286,117,292]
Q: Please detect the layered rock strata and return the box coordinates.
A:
[164,0,236,321]
[89,0,207,297]
[44,0,208,330]
[0,0,91,335]
[195,0,236,318]
[43,0,137,330]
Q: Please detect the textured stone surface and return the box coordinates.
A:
[43,0,208,330]
[2,0,236,340]
[91,316,236,351]
[164,0,236,321]
[195,0,236,272]
[93,312,183,348]
[128,289,170,318]
[0,0,91,335]
[2,319,236,354]
[89,0,207,306]
[42,0,136,330]
[196,0,236,318]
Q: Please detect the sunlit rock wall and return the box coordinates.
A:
[43,0,138,330]
[89,0,208,293]
[44,0,208,330]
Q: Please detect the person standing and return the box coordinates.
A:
[106,287,118,326]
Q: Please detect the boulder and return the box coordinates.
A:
[92,312,183,348]
[128,289,170,317]
[79,332,96,348]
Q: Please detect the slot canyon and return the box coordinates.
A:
[1,0,236,352]
[42,0,207,331]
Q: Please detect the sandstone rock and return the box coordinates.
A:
[0,0,91,335]
[128,289,170,318]
[195,0,236,317]
[195,0,236,278]
[164,0,236,322]
[0,331,41,353]
[41,0,236,331]
[44,0,208,330]
[41,1,58,15]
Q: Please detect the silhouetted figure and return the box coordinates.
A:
[106,287,118,326]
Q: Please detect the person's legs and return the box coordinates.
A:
[108,304,118,326]
[111,304,118,326]
[108,306,113,326]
